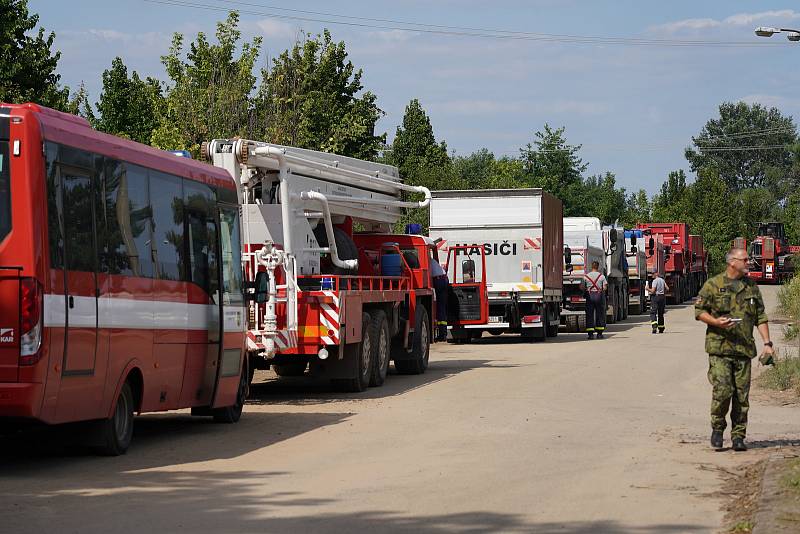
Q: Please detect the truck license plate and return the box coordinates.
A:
[489,316,503,323]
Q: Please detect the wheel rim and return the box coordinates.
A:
[378,327,389,373]
[362,330,372,377]
[114,390,131,442]
[420,320,429,362]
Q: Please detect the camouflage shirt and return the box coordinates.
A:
[694,273,768,358]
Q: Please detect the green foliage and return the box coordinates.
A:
[390,99,450,179]
[577,172,627,224]
[758,349,800,395]
[623,189,652,227]
[0,0,68,108]
[777,275,800,341]
[95,57,163,145]
[154,11,262,153]
[63,82,94,121]
[685,101,799,196]
[520,124,588,215]
[255,29,384,159]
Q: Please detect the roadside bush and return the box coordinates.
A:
[758,349,800,395]
[777,274,800,341]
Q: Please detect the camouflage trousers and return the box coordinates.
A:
[707,354,751,439]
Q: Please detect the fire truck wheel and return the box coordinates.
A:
[95,381,135,456]
[273,362,308,377]
[334,312,373,392]
[395,306,429,375]
[546,305,559,337]
[369,310,391,387]
[212,364,249,424]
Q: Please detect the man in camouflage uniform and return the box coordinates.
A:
[695,248,774,451]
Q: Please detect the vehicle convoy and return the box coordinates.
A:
[205,138,438,392]
[0,103,248,455]
[561,217,629,325]
[741,222,799,284]
[688,234,708,295]
[560,231,605,332]
[637,222,694,304]
[428,189,563,341]
[624,230,648,315]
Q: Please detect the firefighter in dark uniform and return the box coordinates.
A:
[582,261,608,339]
[430,259,450,341]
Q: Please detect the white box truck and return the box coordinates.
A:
[429,189,563,341]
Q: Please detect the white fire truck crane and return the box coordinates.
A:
[204,139,443,392]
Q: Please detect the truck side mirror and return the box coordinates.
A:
[610,228,618,243]
[648,237,655,253]
[253,271,269,304]
[564,245,572,266]
[630,234,637,246]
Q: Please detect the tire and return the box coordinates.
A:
[607,291,617,325]
[95,381,135,456]
[369,310,390,387]
[273,362,308,377]
[313,225,358,275]
[546,305,559,337]
[395,306,429,375]
[213,363,249,424]
[577,314,587,333]
[333,312,373,392]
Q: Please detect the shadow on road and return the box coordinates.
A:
[0,410,350,472]
[248,358,500,405]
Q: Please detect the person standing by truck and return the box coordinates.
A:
[583,261,608,339]
[430,258,450,341]
[648,272,668,334]
[695,248,774,451]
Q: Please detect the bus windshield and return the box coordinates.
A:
[0,142,10,242]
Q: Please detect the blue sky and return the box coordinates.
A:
[27,1,800,194]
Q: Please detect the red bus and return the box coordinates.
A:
[0,103,248,455]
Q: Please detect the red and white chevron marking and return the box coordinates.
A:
[523,237,542,250]
[246,329,297,351]
[436,239,448,252]
[319,291,340,345]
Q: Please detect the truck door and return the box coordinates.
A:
[445,245,488,325]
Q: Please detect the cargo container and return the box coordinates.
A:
[429,189,563,341]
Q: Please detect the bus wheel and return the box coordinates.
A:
[395,306,429,375]
[95,381,135,456]
[369,310,390,387]
[213,364,249,424]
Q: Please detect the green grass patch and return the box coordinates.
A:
[729,520,754,533]
[782,458,800,495]
[757,350,800,395]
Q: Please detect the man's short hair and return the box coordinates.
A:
[591,261,600,269]
[726,248,747,264]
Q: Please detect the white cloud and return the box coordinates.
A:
[738,93,800,110]
[430,98,609,117]
[367,29,419,42]
[652,10,800,34]
[255,19,297,40]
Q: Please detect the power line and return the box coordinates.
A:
[141,0,787,48]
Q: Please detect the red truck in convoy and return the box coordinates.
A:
[688,234,708,297]
[743,222,798,284]
[637,223,694,304]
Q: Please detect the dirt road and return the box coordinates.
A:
[2,286,799,533]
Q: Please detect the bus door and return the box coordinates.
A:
[52,162,103,420]
[445,245,488,325]
[211,206,246,409]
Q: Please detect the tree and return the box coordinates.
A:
[94,57,163,144]
[255,29,384,159]
[63,82,95,121]
[153,11,262,153]
[520,124,588,215]
[623,189,652,227]
[578,172,627,224]
[390,99,449,179]
[652,170,688,221]
[684,101,798,196]
[0,0,69,108]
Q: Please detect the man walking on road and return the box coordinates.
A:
[695,248,774,451]
[583,261,608,340]
[648,272,668,334]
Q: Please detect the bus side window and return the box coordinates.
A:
[219,207,244,306]
[104,161,154,278]
[184,181,218,300]
[149,170,184,281]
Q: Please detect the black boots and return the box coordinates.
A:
[587,333,594,340]
[732,437,747,451]
[711,430,723,449]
